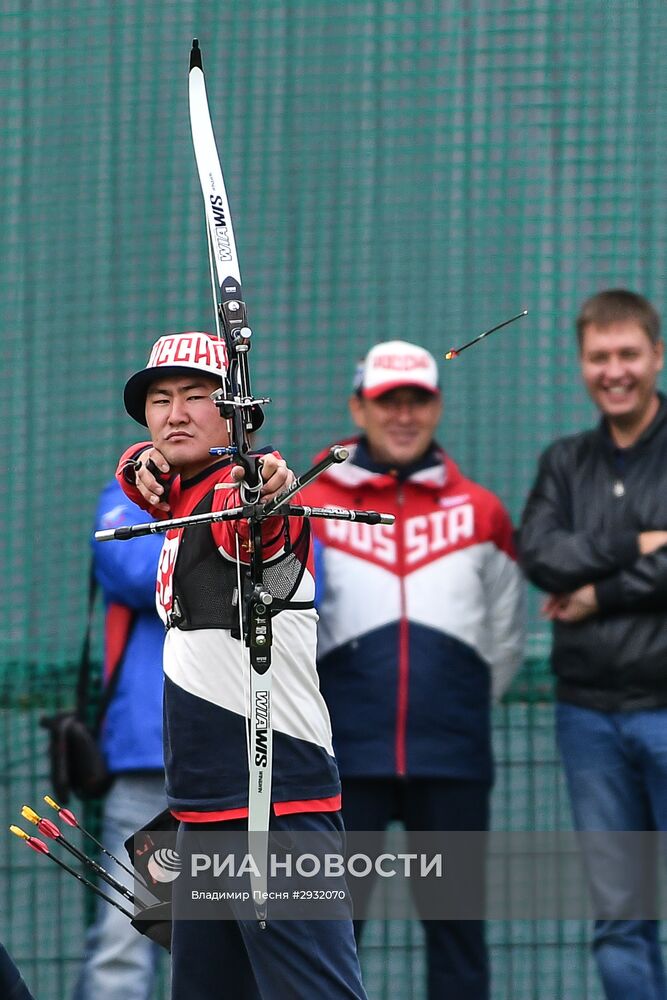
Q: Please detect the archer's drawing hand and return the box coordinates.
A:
[131,448,172,513]
[231,453,295,504]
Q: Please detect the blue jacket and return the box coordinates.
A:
[93,480,165,773]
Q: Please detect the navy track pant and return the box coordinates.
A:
[170,810,367,1000]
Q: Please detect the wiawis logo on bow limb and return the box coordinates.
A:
[254,691,269,770]
[209,193,233,262]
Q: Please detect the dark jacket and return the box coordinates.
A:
[518,394,667,711]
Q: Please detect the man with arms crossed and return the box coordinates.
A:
[519,289,667,1000]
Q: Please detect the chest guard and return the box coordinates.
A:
[167,488,312,631]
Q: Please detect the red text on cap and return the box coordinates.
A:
[149,334,226,372]
[372,354,429,371]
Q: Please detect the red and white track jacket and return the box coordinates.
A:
[116,446,341,818]
[303,438,524,782]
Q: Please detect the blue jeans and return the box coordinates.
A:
[556,702,667,1000]
[71,774,168,1000]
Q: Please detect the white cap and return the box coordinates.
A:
[354,340,440,399]
[124,332,228,425]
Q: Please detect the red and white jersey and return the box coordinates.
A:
[303,439,524,780]
[116,447,340,815]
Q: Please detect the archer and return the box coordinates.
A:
[116,330,368,999]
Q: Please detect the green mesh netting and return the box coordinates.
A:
[3,2,667,997]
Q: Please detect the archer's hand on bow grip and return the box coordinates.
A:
[231,453,294,505]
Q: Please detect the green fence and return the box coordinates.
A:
[3,2,667,997]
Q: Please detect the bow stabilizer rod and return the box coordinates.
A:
[94,446,395,540]
[95,502,394,541]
